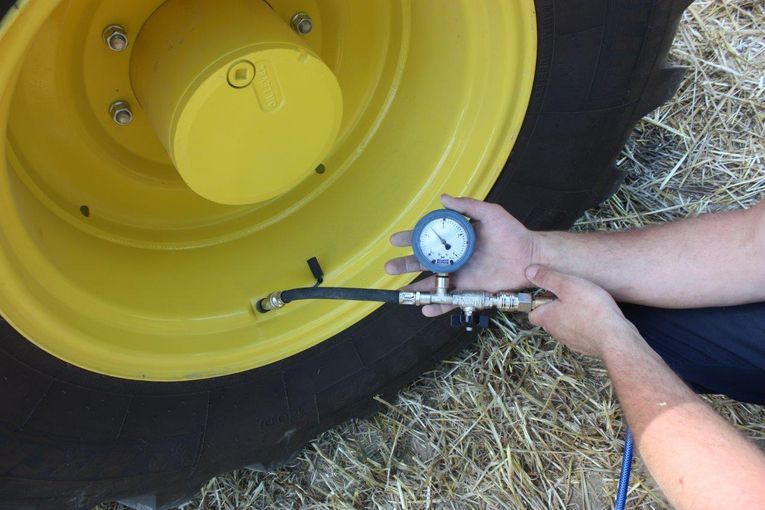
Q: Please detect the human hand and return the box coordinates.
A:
[385,194,537,316]
[525,265,640,359]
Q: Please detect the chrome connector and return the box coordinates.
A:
[516,293,533,313]
[435,273,450,297]
[398,291,434,306]
[397,290,551,313]
[398,291,418,306]
[258,291,285,312]
[531,295,555,310]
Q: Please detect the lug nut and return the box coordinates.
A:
[290,12,313,35]
[103,24,128,52]
[109,100,133,125]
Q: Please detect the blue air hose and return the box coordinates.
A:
[614,426,634,510]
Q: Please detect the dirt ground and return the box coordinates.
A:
[100,1,765,508]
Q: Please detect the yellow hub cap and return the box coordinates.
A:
[0,0,536,381]
[131,0,343,205]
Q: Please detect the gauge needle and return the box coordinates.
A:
[430,228,451,250]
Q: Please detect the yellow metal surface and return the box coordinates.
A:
[131,0,343,205]
[0,0,537,381]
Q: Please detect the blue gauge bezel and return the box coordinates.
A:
[412,209,476,273]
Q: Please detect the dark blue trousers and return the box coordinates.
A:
[621,302,765,405]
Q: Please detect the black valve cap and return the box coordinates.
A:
[307,256,324,287]
[450,312,490,329]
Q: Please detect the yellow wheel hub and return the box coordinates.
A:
[0,0,536,381]
[131,0,343,205]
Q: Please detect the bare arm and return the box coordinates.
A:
[604,328,765,509]
[525,266,765,510]
[534,201,765,307]
[386,195,765,312]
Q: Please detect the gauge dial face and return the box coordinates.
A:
[416,217,471,269]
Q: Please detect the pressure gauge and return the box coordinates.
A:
[412,209,476,273]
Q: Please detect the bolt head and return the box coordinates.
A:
[103,24,128,52]
[109,101,133,125]
[108,34,127,51]
[291,12,313,35]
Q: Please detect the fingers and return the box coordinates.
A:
[385,255,423,275]
[524,265,570,327]
[389,230,413,247]
[422,303,456,317]
[402,276,435,292]
[527,300,558,327]
[440,194,498,220]
[524,265,572,296]
[386,231,416,274]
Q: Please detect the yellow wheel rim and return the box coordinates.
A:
[0,0,536,381]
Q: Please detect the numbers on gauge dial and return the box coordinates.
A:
[417,217,470,267]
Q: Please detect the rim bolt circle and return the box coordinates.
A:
[103,24,129,52]
[290,12,313,35]
[109,100,133,125]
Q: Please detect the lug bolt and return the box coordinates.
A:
[109,100,133,125]
[103,24,128,52]
[290,12,313,35]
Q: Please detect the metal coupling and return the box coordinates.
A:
[449,291,495,310]
[531,295,556,310]
[257,291,285,312]
[398,291,419,306]
[398,290,554,313]
[435,273,450,297]
[495,292,532,312]
[397,289,458,307]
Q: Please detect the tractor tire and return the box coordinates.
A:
[0,0,692,508]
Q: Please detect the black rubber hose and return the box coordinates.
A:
[256,287,401,313]
[281,287,400,304]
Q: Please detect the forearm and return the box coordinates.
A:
[532,202,765,307]
[603,328,765,509]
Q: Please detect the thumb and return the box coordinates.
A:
[525,265,571,296]
[440,194,495,220]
